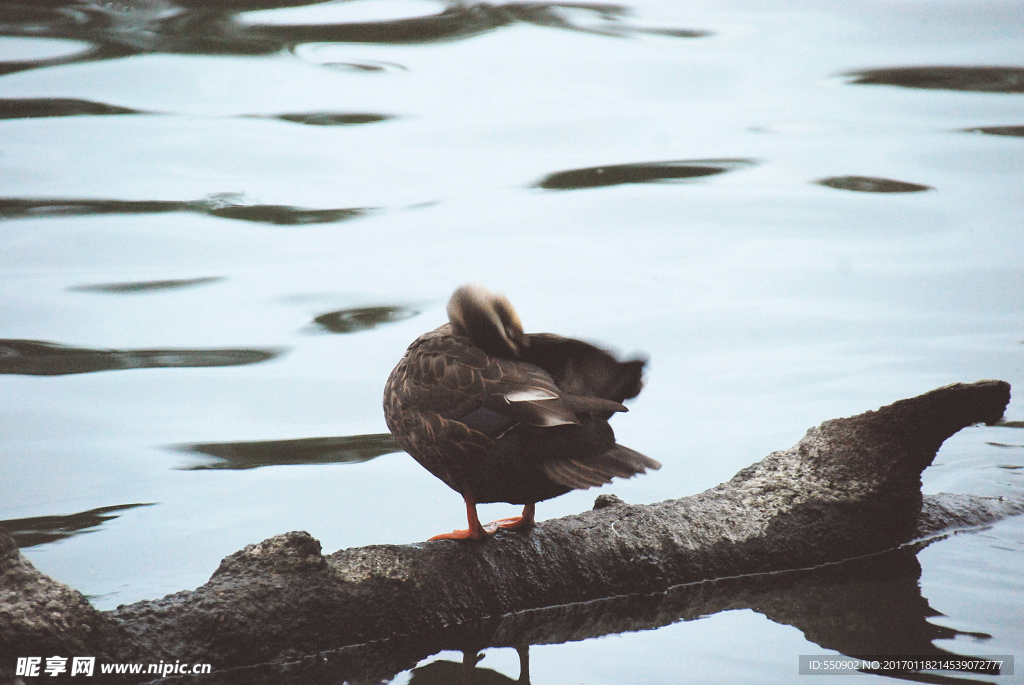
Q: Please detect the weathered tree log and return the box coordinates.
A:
[1,380,1019,683]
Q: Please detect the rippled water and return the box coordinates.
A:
[1,0,1022,682]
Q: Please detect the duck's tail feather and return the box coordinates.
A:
[541,444,661,490]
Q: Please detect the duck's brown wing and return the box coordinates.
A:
[483,359,633,430]
[386,329,490,424]
[524,333,646,405]
[388,326,627,438]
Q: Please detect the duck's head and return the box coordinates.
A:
[447,284,527,359]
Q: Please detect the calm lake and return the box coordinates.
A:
[1,0,1022,682]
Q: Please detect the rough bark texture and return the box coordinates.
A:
[0,531,125,659]
[1,380,1018,683]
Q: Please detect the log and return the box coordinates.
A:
[1,380,1019,683]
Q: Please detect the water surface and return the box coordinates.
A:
[1,0,1022,682]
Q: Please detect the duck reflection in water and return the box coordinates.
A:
[384,284,659,541]
[410,647,530,685]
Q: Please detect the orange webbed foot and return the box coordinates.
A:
[430,498,536,542]
[428,527,492,542]
[487,503,536,533]
[487,516,533,532]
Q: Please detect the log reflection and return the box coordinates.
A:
[175,540,999,684]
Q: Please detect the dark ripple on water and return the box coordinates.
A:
[962,125,1024,137]
[264,112,395,126]
[0,0,710,76]
[0,339,281,376]
[0,98,396,129]
[313,305,421,334]
[175,433,401,470]
[321,60,409,74]
[0,503,155,548]
[0,196,373,225]
[536,159,756,190]
[815,176,933,193]
[0,98,146,119]
[69,276,224,294]
[207,203,371,225]
[845,66,1024,93]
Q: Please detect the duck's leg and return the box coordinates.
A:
[429,491,491,541]
[516,645,530,684]
[487,502,536,532]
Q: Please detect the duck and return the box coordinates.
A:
[383,284,660,541]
